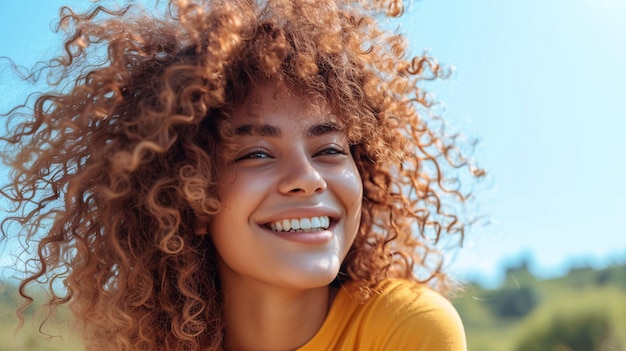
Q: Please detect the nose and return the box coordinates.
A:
[278,154,327,196]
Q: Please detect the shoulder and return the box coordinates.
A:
[299,280,467,351]
[359,279,467,351]
[370,279,460,320]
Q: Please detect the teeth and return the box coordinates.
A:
[300,218,311,230]
[311,217,321,228]
[282,219,291,231]
[290,219,300,230]
[268,216,330,232]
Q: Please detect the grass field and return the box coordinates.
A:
[454,263,626,350]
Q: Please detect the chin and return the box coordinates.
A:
[276,262,342,290]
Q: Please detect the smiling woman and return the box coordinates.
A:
[212,84,362,287]
[0,0,482,350]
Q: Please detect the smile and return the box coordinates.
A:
[267,216,331,232]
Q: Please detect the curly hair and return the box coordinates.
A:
[1,0,483,350]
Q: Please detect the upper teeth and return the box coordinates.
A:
[269,216,330,232]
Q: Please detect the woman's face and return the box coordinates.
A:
[209,84,363,290]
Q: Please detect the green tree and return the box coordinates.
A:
[516,311,620,351]
[486,286,538,319]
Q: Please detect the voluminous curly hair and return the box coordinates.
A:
[1,0,483,350]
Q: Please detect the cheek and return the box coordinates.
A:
[215,171,254,209]
[209,169,271,236]
[210,174,244,235]
[334,163,363,236]
[342,165,363,210]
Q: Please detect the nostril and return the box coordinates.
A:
[288,185,325,194]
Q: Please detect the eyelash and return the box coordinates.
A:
[316,147,347,156]
[235,149,272,162]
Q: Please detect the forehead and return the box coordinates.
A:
[230,83,337,126]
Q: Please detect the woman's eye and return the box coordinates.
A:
[235,150,272,162]
[316,147,347,156]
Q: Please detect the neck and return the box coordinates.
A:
[220,278,330,351]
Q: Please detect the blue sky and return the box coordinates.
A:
[1,0,625,287]
[404,0,626,285]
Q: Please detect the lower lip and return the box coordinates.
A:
[264,226,334,244]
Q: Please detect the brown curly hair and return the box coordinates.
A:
[1,0,483,350]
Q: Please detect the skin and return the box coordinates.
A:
[208,84,363,351]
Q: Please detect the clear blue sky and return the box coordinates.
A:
[404,0,626,285]
[1,0,625,287]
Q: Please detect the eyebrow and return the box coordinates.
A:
[234,122,342,138]
[235,124,281,137]
[307,122,342,137]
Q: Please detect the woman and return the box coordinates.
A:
[1,0,482,349]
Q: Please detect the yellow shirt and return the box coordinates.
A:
[297,280,467,351]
